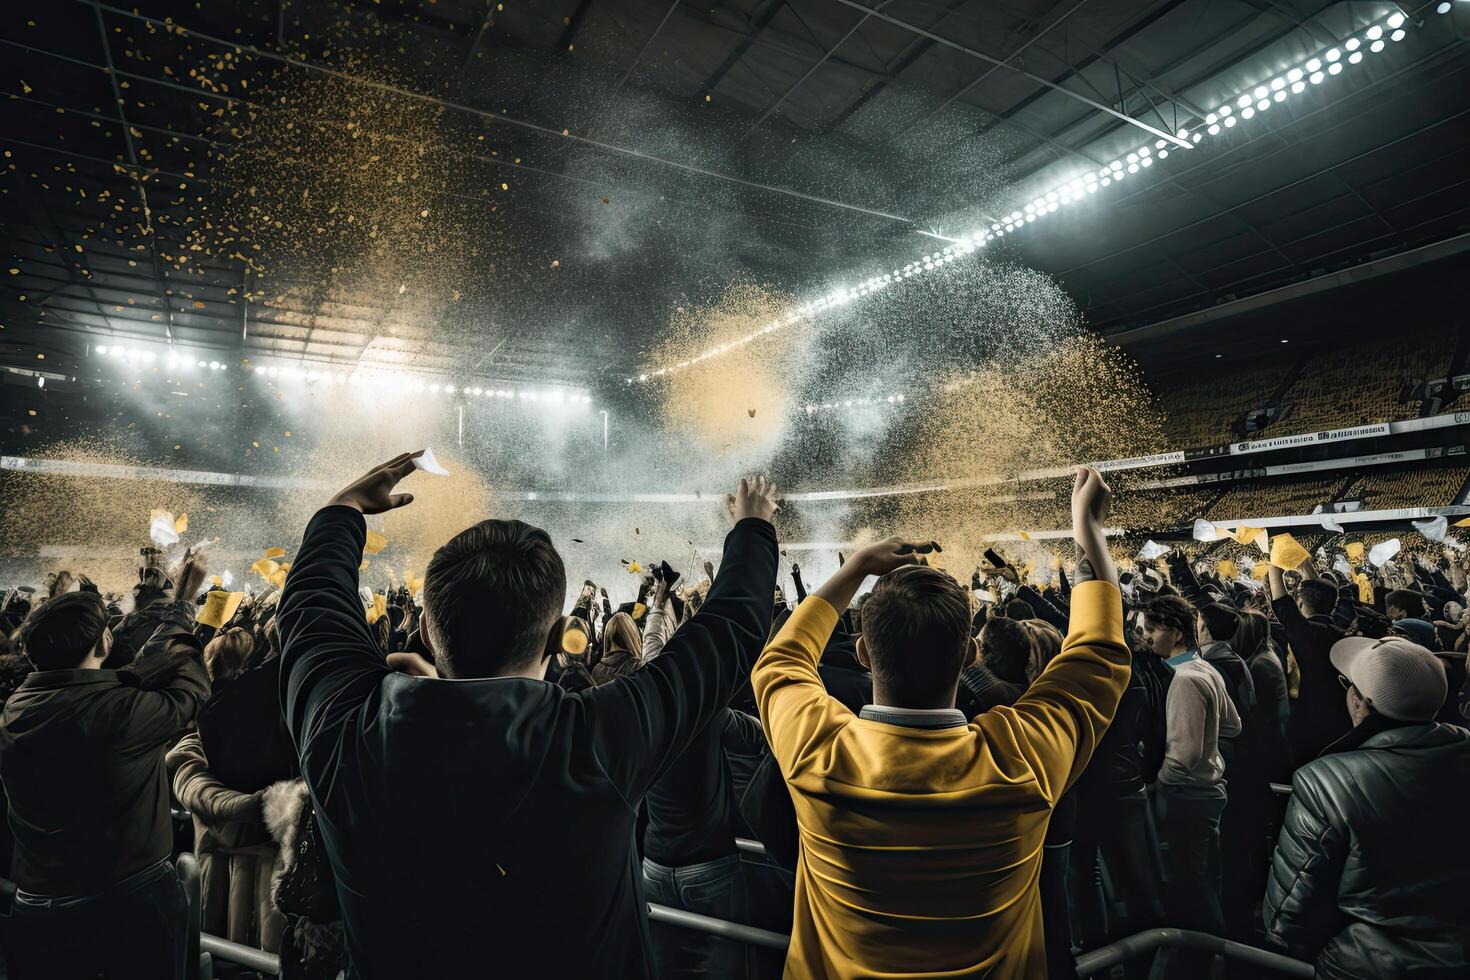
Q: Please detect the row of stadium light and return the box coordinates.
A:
[628,10,1419,385]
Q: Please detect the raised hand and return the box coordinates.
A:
[726,475,780,525]
[329,452,423,515]
[1071,466,1118,587]
[849,537,940,578]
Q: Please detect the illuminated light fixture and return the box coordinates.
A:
[1436,2,1449,15]
[95,345,108,355]
[628,11,1423,384]
[1391,29,1405,41]
[1370,39,1385,53]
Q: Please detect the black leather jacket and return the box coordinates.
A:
[1264,719,1470,979]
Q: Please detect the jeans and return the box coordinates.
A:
[1151,782,1228,980]
[643,853,745,980]
[3,859,189,980]
[1070,789,1165,980]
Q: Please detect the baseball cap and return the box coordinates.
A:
[1329,636,1448,722]
[1389,617,1438,649]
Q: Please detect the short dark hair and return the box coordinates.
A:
[1144,594,1196,647]
[1297,580,1337,616]
[1002,598,1035,620]
[423,519,566,678]
[860,566,971,707]
[1385,589,1425,619]
[19,591,109,671]
[979,617,1032,684]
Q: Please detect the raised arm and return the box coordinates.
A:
[982,467,1130,802]
[586,478,780,801]
[279,453,420,795]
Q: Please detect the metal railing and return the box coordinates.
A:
[735,837,768,858]
[648,903,790,951]
[1074,928,1313,978]
[201,934,280,974]
[202,919,1313,977]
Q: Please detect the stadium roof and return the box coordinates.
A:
[3,0,1468,389]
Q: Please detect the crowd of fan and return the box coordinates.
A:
[0,453,1467,980]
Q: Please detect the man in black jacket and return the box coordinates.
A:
[1265,635,1469,979]
[278,453,780,980]
[0,563,211,980]
[1267,562,1355,767]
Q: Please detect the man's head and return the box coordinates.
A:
[854,565,971,709]
[978,616,1032,685]
[1002,598,1035,621]
[1296,579,1337,617]
[1330,636,1447,726]
[1142,594,1194,658]
[421,519,567,679]
[1385,588,1426,622]
[18,591,112,671]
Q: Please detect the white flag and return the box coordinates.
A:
[413,447,450,476]
[1413,516,1448,543]
[1192,519,1219,542]
[1368,538,1401,567]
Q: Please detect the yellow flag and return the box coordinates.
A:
[1269,533,1310,570]
[263,547,287,559]
[197,590,244,629]
[631,602,647,621]
[173,513,188,534]
[1251,563,1270,580]
[268,568,287,590]
[1345,542,1365,562]
[1232,525,1267,550]
[366,593,388,625]
[251,557,280,579]
[211,575,223,588]
[405,570,423,597]
[1454,517,1470,529]
[1354,572,1373,604]
[364,530,388,555]
[1218,559,1239,580]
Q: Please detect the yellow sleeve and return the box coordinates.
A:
[985,580,1131,802]
[752,596,854,779]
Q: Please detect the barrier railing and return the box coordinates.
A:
[648,903,790,950]
[200,934,281,974]
[735,837,768,858]
[202,920,1313,977]
[1073,928,1313,978]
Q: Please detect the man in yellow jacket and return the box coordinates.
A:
[753,466,1130,979]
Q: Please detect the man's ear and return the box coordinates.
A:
[420,608,437,659]
[964,635,979,669]
[855,635,870,670]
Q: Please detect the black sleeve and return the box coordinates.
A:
[278,506,390,810]
[1330,584,1357,632]
[721,709,768,757]
[1057,566,1071,600]
[791,565,807,604]
[102,599,211,742]
[583,518,778,802]
[1016,585,1069,633]
[739,753,798,870]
